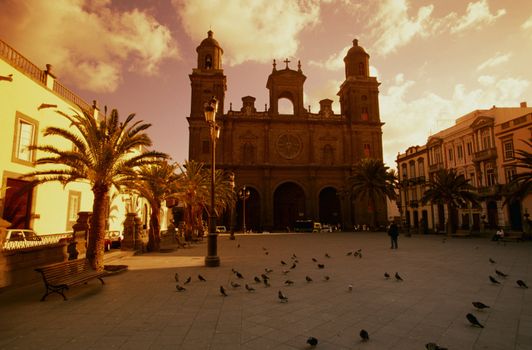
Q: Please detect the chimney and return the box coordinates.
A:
[520,101,527,108]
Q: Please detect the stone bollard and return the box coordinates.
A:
[71,211,91,259]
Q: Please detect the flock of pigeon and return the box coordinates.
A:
[172,243,528,349]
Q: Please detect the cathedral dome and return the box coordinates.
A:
[343,39,369,78]
[345,39,368,59]
[198,30,223,52]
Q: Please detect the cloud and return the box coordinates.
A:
[450,0,506,33]
[380,73,530,167]
[369,0,435,56]
[0,0,178,93]
[522,15,532,31]
[476,52,512,71]
[175,0,321,65]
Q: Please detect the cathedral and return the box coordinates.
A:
[188,31,387,232]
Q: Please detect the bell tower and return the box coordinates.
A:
[188,30,227,160]
[337,39,383,161]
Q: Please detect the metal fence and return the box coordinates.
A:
[2,232,73,251]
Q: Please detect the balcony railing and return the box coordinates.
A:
[53,80,92,113]
[2,232,72,251]
[477,185,502,197]
[429,163,444,172]
[0,39,46,85]
[473,147,497,163]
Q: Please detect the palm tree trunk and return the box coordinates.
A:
[87,186,109,270]
[445,203,453,236]
[147,203,161,252]
[369,196,377,230]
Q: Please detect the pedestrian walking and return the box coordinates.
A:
[388,222,399,249]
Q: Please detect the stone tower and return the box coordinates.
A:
[188,30,227,161]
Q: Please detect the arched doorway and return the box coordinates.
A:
[487,201,498,229]
[274,182,305,231]
[236,187,261,232]
[319,187,341,225]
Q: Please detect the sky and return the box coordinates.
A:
[1,0,531,168]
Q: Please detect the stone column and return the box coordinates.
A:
[70,211,91,260]
[121,213,138,250]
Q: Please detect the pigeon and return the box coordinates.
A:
[174,273,179,282]
[353,252,359,257]
[347,251,353,256]
[306,337,318,346]
[237,244,240,248]
[466,313,484,328]
[262,247,267,251]
[263,279,270,287]
[230,281,241,288]
[245,284,255,292]
[489,276,500,284]
[517,280,529,288]
[359,329,369,341]
[489,258,496,264]
[254,276,261,283]
[265,251,269,255]
[175,284,186,292]
[472,301,490,310]
[282,270,290,274]
[261,274,269,281]
[290,263,297,269]
[495,270,508,278]
[312,258,318,262]
[323,276,330,281]
[425,342,448,350]
[384,272,390,279]
[305,276,313,282]
[325,253,331,258]
[236,272,244,279]
[278,290,288,302]
[231,268,237,274]
[292,253,298,259]
[317,264,325,269]
[281,260,287,265]
[395,272,403,281]
[220,286,228,296]
[184,276,191,285]
[265,268,273,274]
[198,274,207,282]
[284,279,294,285]
[348,284,353,292]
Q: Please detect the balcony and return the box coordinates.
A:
[472,147,497,163]
[477,184,502,197]
[429,163,444,173]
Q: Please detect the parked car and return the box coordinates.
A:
[104,230,122,251]
[5,229,41,242]
[321,224,333,233]
[216,226,227,233]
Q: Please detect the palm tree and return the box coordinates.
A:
[349,158,397,229]
[124,161,178,252]
[173,160,235,240]
[421,168,478,235]
[24,109,167,269]
[503,140,532,206]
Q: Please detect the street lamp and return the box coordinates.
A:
[228,172,236,240]
[239,185,250,233]
[204,96,220,267]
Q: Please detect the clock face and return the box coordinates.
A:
[276,134,301,159]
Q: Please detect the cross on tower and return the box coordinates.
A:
[283,58,290,69]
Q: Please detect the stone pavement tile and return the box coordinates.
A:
[118,339,154,350]
[85,335,128,349]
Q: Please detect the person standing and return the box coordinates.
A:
[388,222,399,249]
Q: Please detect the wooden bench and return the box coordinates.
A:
[35,259,107,301]
[500,232,524,242]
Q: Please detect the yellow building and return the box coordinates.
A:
[398,103,531,233]
[0,39,159,236]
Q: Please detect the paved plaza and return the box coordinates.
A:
[0,232,531,350]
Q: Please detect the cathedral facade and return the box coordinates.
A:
[188,31,387,232]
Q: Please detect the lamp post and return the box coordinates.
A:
[239,185,250,233]
[228,172,236,240]
[204,96,220,267]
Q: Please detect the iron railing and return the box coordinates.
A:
[2,232,72,251]
[0,39,46,85]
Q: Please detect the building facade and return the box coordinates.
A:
[397,103,532,233]
[0,39,161,235]
[188,31,387,231]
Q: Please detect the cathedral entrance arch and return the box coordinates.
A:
[236,187,261,233]
[274,182,306,231]
[319,187,341,226]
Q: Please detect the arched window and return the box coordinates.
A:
[358,62,365,75]
[363,143,371,158]
[278,97,294,114]
[205,55,212,69]
[242,143,256,164]
[361,106,369,121]
[322,144,334,165]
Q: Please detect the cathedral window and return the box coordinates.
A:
[361,107,369,121]
[205,55,213,69]
[322,144,334,165]
[358,62,365,75]
[363,143,371,158]
[242,143,256,164]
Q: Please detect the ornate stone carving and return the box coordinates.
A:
[276,134,301,159]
